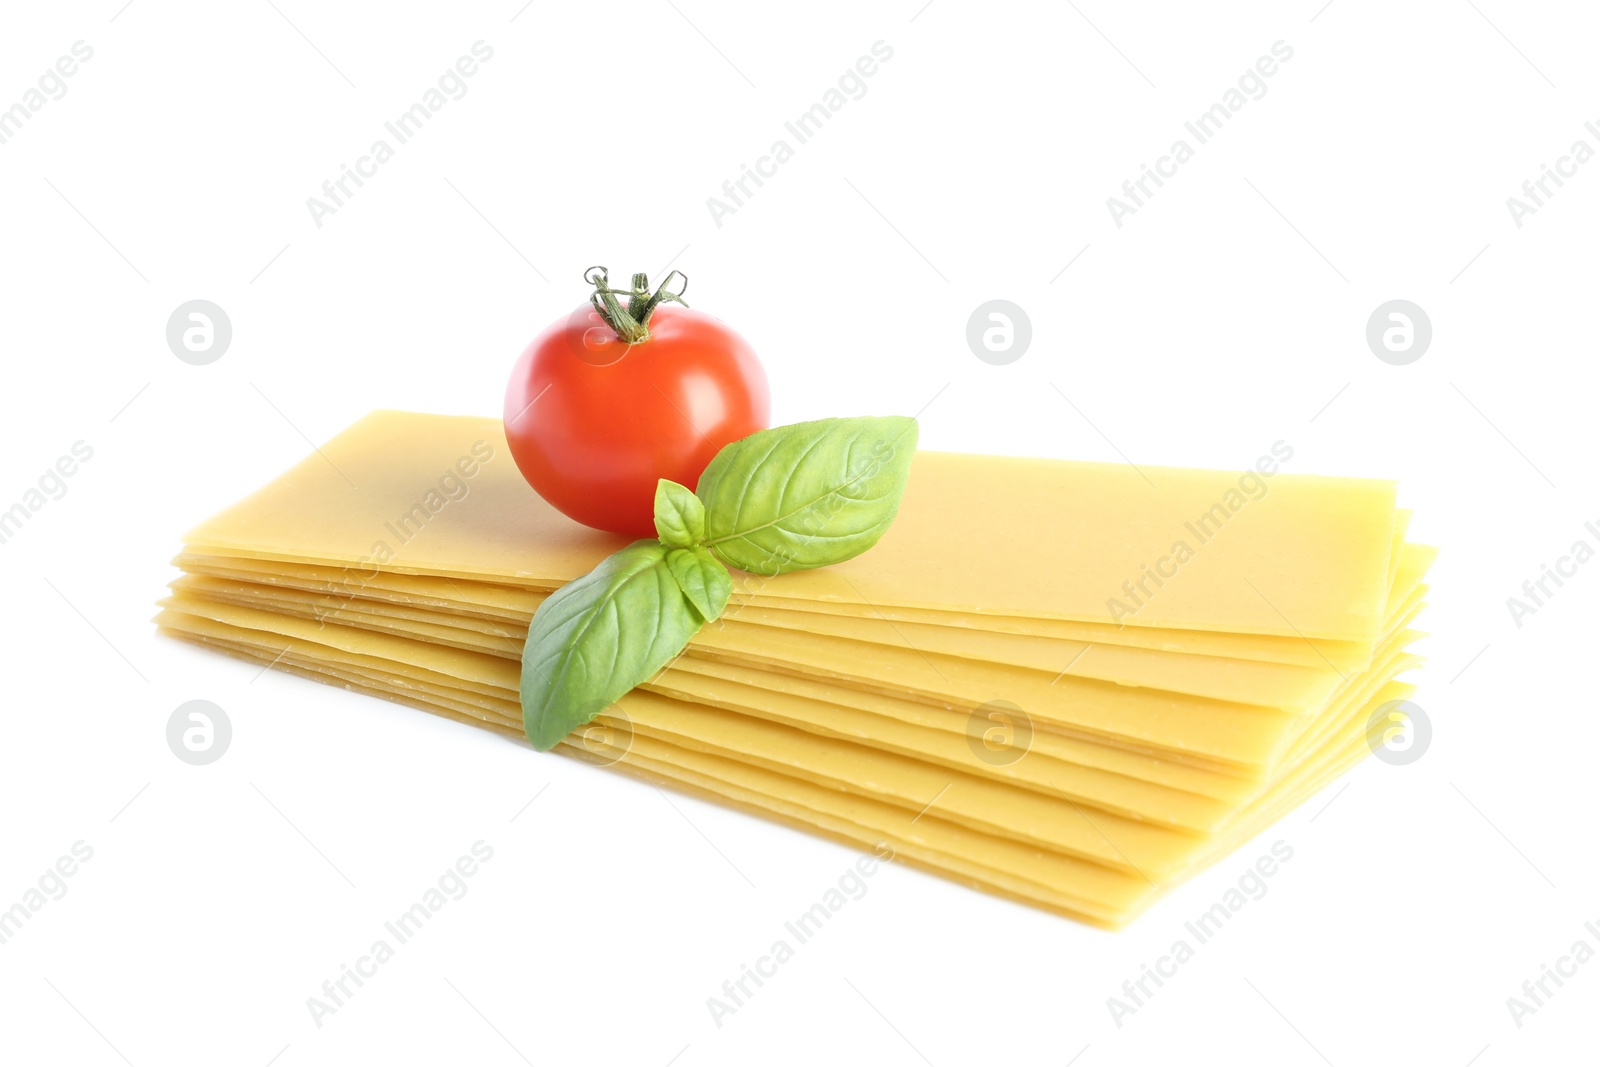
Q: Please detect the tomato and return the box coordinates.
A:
[504,270,770,538]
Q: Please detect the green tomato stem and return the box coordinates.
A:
[584,265,689,344]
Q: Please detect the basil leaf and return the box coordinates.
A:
[520,540,699,751]
[696,416,918,575]
[653,479,705,548]
[666,546,732,622]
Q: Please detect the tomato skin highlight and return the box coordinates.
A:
[504,303,770,538]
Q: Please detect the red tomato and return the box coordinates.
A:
[505,282,769,538]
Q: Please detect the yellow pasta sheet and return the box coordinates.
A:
[160,594,1297,767]
[156,594,1421,828]
[166,538,1431,715]
[181,411,1400,642]
[164,549,1426,774]
[154,609,1391,880]
[157,619,1413,927]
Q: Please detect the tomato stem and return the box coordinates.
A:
[584,266,689,344]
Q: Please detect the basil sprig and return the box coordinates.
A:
[521,415,918,751]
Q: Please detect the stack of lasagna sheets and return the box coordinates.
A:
[156,411,1432,928]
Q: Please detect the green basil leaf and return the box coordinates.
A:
[666,546,732,622]
[520,540,700,751]
[653,479,705,547]
[696,416,918,575]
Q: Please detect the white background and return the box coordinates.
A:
[1,1,1596,1063]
